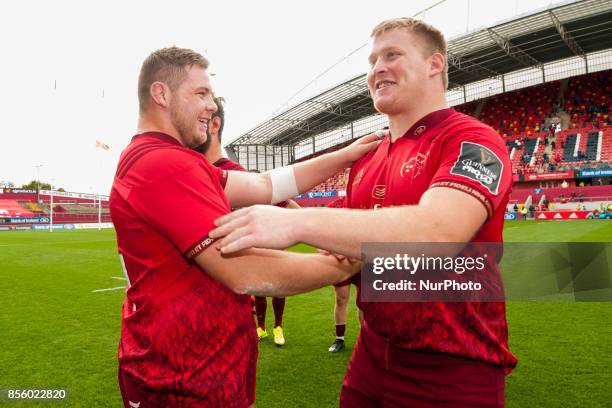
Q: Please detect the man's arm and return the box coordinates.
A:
[222,133,381,208]
[209,187,487,259]
[193,247,359,297]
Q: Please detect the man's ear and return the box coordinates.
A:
[429,52,445,78]
[210,116,222,135]
[150,81,170,108]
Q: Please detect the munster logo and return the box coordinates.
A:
[400,153,428,177]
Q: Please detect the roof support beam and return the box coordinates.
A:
[487,28,541,68]
[447,52,500,79]
[549,10,586,58]
[306,100,352,118]
[271,118,311,132]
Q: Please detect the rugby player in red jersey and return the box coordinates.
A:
[110,46,379,408]
[211,18,517,407]
[198,95,296,346]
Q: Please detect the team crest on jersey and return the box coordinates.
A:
[353,168,364,185]
[371,185,386,200]
[414,125,427,136]
[400,152,428,177]
[450,142,503,195]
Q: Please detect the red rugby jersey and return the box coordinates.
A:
[346,109,517,371]
[213,157,247,172]
[110,132,257,407]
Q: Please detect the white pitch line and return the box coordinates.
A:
[111,277,127,281]
[92,286,125,293]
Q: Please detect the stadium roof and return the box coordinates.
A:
[229,0,612,148]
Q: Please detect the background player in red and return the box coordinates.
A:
[111,46,379,408]
[198,95,296,346]
[211,18,517,407]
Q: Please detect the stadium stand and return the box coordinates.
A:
[0,199,34,218]
[478,80,561,138]
[0,190,111,227]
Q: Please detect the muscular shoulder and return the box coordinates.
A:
[118,142,206,186]
[440,112,506,152]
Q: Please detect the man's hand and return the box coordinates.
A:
[337,132,386,165]
[210,205,299,254]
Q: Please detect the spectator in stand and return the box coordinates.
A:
[561,180,569,189]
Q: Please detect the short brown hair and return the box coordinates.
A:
[138,46,209,113]
[371,17,448,90]
[212,95,226,141]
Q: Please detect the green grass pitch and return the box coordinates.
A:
[0,220,611,407]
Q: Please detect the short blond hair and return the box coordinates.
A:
[138,46,209,113]
[371,17,448,90]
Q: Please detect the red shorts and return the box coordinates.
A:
[334,273,360,288]
[340,322,505,408]
[334,278,352,288]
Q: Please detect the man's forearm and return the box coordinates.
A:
[291,150,349,195]
[297,207,437,259]
[197,247,356,297]
[236,250,355,297]
[212,186,488,257]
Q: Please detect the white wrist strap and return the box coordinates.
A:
[269,166,299,204]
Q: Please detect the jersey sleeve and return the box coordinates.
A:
[212,165,229,189]
[129,160,231,260]
[428,129,512,217]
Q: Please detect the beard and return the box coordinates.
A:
[193,130,213,154]
[169,103,206,148]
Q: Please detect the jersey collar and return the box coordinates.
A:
[213,157,230,167]
[133,132,183,146]
[401,108,456,139]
